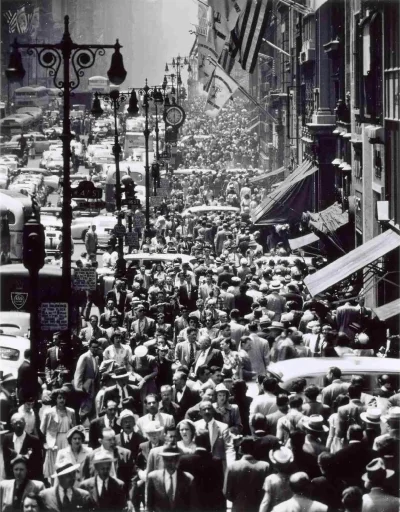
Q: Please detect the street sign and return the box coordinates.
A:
[134,212,146,228]
[71,181,102,199]
[150,196,163,206]
[74,200,105,210]
[113,223,126,237]
[73,268,97,290]
[156,188,169,197]
[40,302,68,331]
[127,198,141,207]
[125,231,139,247]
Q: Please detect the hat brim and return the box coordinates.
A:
[304,423,329,433]
[112,372,130,380]
[52,463,81,478]
[362,468,395,482]
[269,450,294,466]
[381,415,400,424]
[160,451,181,458]
[116,412,136,426]
[360,412,382,424]
[93,457,117,465]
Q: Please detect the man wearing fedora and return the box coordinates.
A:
[362,458,400,512]
[302,415,329,459]
[373,406,400,452]
[146,448,194,512]
[259,447,295,512]
[115,409,145,461]
[89,400,121,449]
[265,281,286,321]
[39,461,92,511]
[80,451,131,511]
[102,367,141,415]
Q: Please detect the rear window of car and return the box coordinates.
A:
[0,346,20,361]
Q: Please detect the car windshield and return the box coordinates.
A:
[0,346,19,361]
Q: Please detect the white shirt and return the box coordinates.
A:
[164,470,177,499]
[123,432,132,443]
[13,431,26,454]
[97,476,109,496]
[102,252,112,268]
[176,386,187,403]
[194,347,210,374]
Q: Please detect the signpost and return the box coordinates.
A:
[71,180,102,199]
[73,268,97,290]
[125,230,139,247]
[40,302,68,331]
[113,223,126,237]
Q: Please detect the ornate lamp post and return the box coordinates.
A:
[5,15,127,336]
[164,55,191,105]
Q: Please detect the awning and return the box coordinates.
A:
[289,232,320,250]
[373,298,400,321]
[249,166,285,184]
[304,230,400,296]
[246,119,260,133]
[308,202,349,234]
[252,159,318,225]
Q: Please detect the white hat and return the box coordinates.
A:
[145,421,163,434]
[269,447,293,466]
[117,409,136,426]
[269,281,281,290]
[134,345,148,358]
[92,451,116,465]
[52,462,81,478]
[358,333,369,345]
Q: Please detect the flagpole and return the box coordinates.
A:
[237,85,277,123]
[262,38,291,57]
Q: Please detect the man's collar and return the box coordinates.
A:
[13,431,26,441]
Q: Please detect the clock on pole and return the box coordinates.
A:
[164,105,186,128]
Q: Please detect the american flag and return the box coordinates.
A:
[4,10,18,33]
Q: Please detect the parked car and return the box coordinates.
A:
[0,333,30,379]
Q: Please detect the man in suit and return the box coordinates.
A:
[333,424,375,487]
[45,332,65,379]
[82,428,134,486]
[336,384,365,439]
[229,309,247,347]
[172,371,200,418]
[225,437,270,512]
[178,275,198,310]
[106,280,128,316]
[99,300,121,329]
[136,394,175,437]
[218,264,235,287]
[79,315,108,344]
[192,335,223,376]
[89,400,120,449]
[174,328,199,368]
[173,306,190,342]
[146,427,180,474]
[105,316,128,343]
[80,451,130,511]
[320,367,350,411]
[115,409,145,461]
[102,368,141,415]
[2,413,43,480]
[361,458,400,512]
[270,472,327,512]
[40,461,92,511]
[74,338,101,422]
[130,305,156,343]
[194,400,235,471]
[146,448,194,512]
[17,349,41,402]
[159,385,181,422]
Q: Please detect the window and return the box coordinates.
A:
[0,346,20,361]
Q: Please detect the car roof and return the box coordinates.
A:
[0,333,30,348]
[267,357,400,382]
[125,253,196,264]
[0,263,62,277]
[184,206,240,214]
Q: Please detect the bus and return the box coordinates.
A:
[0,190,39,261]
[14,86,50,108]
[88,76,110,94]
[0,115,35,136]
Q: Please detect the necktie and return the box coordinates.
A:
[100,479,106,499]
[167,473,174,503]
[62,490,70,508]
[314,334,321,355]
[189,343,195,367]
[151,414,156,421]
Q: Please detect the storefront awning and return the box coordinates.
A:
[289,232,320,250]
[308,203,349,234]
[252,160,318,225]
[373,298,400,321]
[304,230,400,296]
[249,166,285,184]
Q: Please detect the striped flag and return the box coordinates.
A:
[218,41,237,74]
[4,10,18,33]
[231,0,272,73]
[208,0,247,31]
[197,33,219,84]
[204,64,239,118]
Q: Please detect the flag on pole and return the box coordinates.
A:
[218,40,237,74]
[204,64,239,118]
[231,0,272,73]
[30,7,40,38]
[197,33,219,84]
[208,0,247,31]
[4,10,18,33]
[16,6,28,34]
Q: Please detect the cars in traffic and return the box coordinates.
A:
[71,214,121,247]
[0,311,30,337]
[0,333,30,379]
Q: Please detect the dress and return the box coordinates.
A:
[326,413,343,453]
[41,407,75,480]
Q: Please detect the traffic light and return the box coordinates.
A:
[151,162,160,187]
[121,175,139,207]
[23,218,45,272]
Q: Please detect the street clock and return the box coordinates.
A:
[164,105,186,127]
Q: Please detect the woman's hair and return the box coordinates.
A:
[177,419,196,439]
[333,393,349,412]
[291,378,307,393]
[220,338,232,350]
[51,388,67,404]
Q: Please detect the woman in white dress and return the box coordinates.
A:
[55,425,92,485]
[40,389,76,484]
[326,394,349,453]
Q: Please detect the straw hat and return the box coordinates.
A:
[52,461,80,478]
[117,409,136,426]
[303,415,329,433]
[269,447,293,467]
[360,408,382,425]
[93,451,116,465]
[145,421,163,434]
[134,345,148,358]
[382,407,400,424]
[362,457,394,483]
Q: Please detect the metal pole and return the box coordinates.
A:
[61,19,73,336]
[29,269,40,376]
[112,96,124,261]
[144,86,150,234]
[155,101,160,160]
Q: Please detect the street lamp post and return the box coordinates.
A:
[165,55,191,105]
[5,15,127,337]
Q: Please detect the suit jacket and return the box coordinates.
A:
[39,485,92,512]
[17,360,41,401]
[193,348,224,372]
[79,325,108,343]
[172,386,200,418]
[115,431,145,461]
[178,450,225,512]
[73,351,100,397]
[194,419,235,468]
[178,285,198,310]
[79,476,127,510]
[146,445,185,474]
[99,309,122,329]
[88,416,121,448]
[46,346,64,372]
[102,384,142,415]
[362,488,400,512]
[130,317,156,338]
[174,341,199,368]
[0,479,45,512]
[225,455,270,512]
[2,432,43,480]
[136,441,164,471]
[336,399,365,438]
[320,379,350,409]
[106,289,128,315]
[146,469,194,512]
[82,446,133,484]
[333,441,375,486]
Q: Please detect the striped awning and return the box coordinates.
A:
[373,298,400,321]
[304,230,400,297]
[289,232,320,250]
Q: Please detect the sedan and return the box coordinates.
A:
[0,333,30,379]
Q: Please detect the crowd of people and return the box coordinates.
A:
[0,95,399,512]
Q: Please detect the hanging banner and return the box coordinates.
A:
[205,65,240,118]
